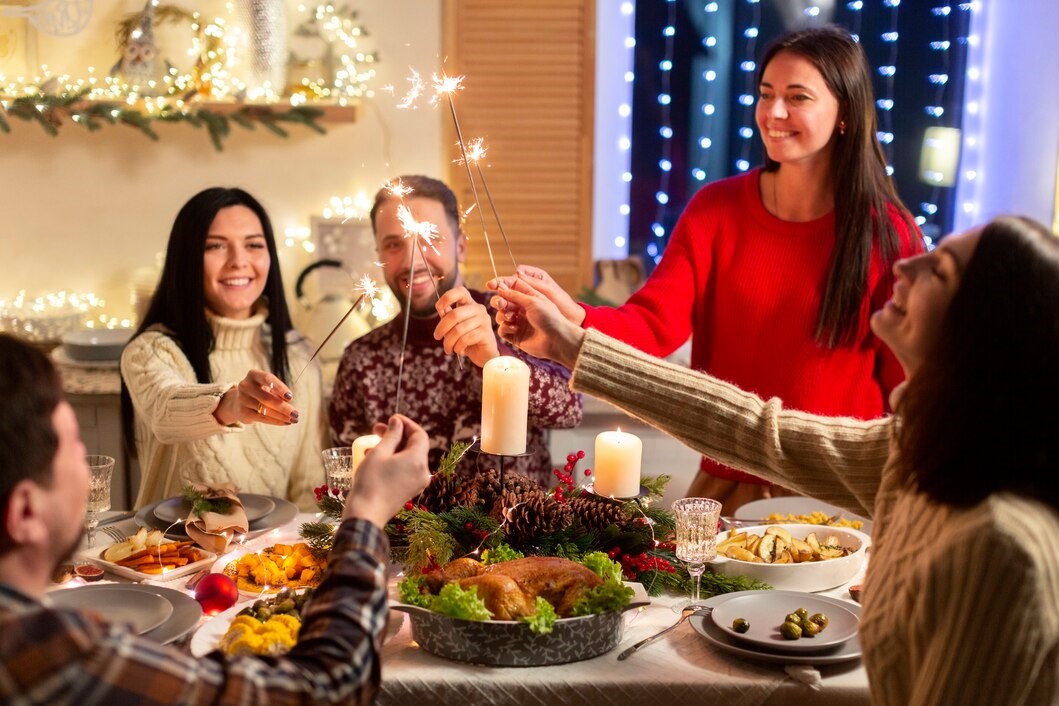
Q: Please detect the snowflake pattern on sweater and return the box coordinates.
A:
[329,289,583,486]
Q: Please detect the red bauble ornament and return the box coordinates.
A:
[194,573,239,615]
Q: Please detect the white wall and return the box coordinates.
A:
[1,1,443,321]
[954,0,1059,232]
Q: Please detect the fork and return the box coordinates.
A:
[100,525,127,543]
[617,605,712,660]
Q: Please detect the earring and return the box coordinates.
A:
[839,120,846,136]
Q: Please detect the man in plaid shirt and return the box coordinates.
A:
[0,333,429,705]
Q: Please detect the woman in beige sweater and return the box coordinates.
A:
[121,188,326,510]
[492,215,1059,705]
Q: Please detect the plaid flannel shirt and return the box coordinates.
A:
[0,518,389,705]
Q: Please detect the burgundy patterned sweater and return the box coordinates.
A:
[329,289,583,486]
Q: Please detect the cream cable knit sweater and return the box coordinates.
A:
[572,329,1059,706]
[122,310,326,511]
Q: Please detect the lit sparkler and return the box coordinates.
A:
[292,275,379,386]
[396,68,424,110]
[461,137,518,271]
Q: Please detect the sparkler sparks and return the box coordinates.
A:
[292,275,378,386]
[396,68,424,110]
[430,72,464,105]
[396,204,441,255]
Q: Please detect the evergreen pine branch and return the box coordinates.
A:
[299,520,337,558]
[317,494,345,521]
[640,474,671,499]
[180,485,233,516]
[436,440,471,479]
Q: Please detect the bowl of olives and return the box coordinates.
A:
[709,523,869,593]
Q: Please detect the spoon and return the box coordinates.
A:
[616,605,709,660]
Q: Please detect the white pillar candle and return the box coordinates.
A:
[480,355,530,456]
[351,434,381,474]
[594,429,642,498]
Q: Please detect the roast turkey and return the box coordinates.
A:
[422,556,603,620]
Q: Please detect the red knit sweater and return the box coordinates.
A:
[583,169,920,483]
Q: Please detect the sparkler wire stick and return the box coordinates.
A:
[444,93,500,282]
[474,161,518,271]
[292,288,374,386]
[394,242,417,415]
[412,237,464,370]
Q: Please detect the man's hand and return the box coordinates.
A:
[343,414,430,528]
[434,286,501,368]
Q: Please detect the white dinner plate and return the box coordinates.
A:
[52,347,121,369]
[734,497,872,535]
[46,584,174,635]
[153,493,277,525]
[77,540,217,583]
[189,600,404,657]
[136,496,299,540]
[692,591,862,666]
[710,590,858,653]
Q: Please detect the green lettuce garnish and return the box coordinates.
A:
[571,580,635,617]
[481,543,525,565]
[397,575,432,608]
[581,551,624,583]
[519,596,558,635]
[430,582,493,621]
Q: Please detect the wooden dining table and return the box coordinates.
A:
[62,511,872,706]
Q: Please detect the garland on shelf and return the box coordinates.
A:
[0,90,326,151]
[299,446,770,598]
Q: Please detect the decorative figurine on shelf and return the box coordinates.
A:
[110,0,160,91]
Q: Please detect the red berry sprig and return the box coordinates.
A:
[550,449,592,502]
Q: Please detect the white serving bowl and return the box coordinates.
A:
[708,523,870,593]
[62,328,133,361]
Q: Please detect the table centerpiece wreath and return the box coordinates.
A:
[299,443,770,599]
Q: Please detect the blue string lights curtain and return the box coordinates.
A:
[627,0,975,271]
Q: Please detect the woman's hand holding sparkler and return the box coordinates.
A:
[434,286,500,367]
[214,370,298,427]
[492,277,584,370]
[488,266,587,327]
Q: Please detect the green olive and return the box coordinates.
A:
[810,612,829,630]
[276,599,296,614]
[801,619,821,637]
[780,621,803,640]
[785,612,801,625]
[255,608,272,621]
[732,618,750,633]
[795,607,810,622]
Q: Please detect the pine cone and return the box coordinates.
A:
[499,489,574,547]
[569,496,628,531]
[419,471,477,512]
[473,467,502,509]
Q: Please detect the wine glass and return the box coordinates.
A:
[321,447,355,497]
[672,497,722,612]
[84,455,115,547]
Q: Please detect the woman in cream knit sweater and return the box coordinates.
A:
[121,188,325,511]
[493,215,1059,705]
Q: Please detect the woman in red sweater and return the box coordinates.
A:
[491,25,922,513]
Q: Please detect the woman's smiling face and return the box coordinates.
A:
[202,205,270,319]
[871,227,983,375]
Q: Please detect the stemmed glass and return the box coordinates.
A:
[84,455,115,547]
[672,497,722,612]
[321,447,355,497]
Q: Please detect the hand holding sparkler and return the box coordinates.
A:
[490,275,584,370]
[433,286,501,368]
[488,265,587,327]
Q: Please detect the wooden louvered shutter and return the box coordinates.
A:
[443,0,596,294]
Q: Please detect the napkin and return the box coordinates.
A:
[785,664,823,689]
[184,481,249,554]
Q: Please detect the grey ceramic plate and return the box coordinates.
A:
[153,493,276,524]
[136,497,298,539]
[710,590,858,653]
[692,591,862,666]
[47,584,173,635]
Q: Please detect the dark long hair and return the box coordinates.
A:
[759,25,920,348]
[120,187,293,461]
[898,216,1059,509]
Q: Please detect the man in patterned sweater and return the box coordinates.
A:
[329,176,582,486]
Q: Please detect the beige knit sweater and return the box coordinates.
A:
[122,310,326,511]
[573,329,1059,705]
